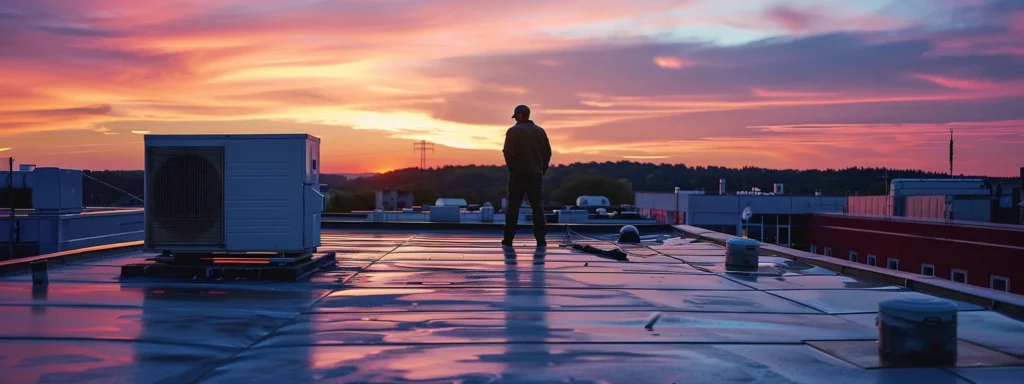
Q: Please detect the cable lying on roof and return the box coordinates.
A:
[560,227,688,262]
[565,243,629,261]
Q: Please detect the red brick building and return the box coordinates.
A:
[805,213,1024,294]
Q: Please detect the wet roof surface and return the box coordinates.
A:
[1,229,1023,383]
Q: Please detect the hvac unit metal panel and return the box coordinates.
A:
[145,145,226,247]
[144,134,323,254]
[28,168,83,214]
[557,209,588,223]
[430,205,461,222]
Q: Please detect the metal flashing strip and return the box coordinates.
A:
[323,220,674,233]
[673,225,1024,321]
[0,241,143,277]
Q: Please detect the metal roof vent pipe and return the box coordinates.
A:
[725,237,759,271]
[877,297,958,367]
[481,203,494,222]
[617,225,641,244]
[31,260,48,286]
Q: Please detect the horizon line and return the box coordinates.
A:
[75,161,1021,179]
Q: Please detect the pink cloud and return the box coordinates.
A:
[913,12,1024,57]
[572,86,1024,114]
[751,88,839,98]
[1,0,1022,175]
[913,74,999,90]
[759,4,907,35]
[1013,12,1024,34]
[765,6,814,32]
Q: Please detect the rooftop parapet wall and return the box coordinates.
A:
[809,213,1024,248]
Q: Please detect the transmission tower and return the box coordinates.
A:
[413,140,434,169]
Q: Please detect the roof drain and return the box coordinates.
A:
[877,297,958,367]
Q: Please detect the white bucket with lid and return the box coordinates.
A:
[725,237,760,271]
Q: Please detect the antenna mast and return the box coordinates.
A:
[949,127,954,178]
[876,168,890,217]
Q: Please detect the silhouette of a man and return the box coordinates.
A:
[502,104,552,247]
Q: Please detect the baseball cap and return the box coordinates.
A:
[511,104,530,118]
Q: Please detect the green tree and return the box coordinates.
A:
[406,183,438,206]
[326,191,376,212]
[645,170,672,191]
[82,162,1019,209]
[551,174,635,205]
[865,181,887,196]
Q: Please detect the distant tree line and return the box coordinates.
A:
[80,163,1019,213]
[82,170,144,206]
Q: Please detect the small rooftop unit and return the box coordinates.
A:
[143,134,324,256]
[576,196,610,208]
[435,198,468,208]
[0,166,83,214]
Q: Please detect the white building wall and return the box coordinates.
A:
[683,195,847,234]
[634,192,676,211]
[890,179,989,197]
[1,210,144,255]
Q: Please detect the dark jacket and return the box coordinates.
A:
[503,120,552,175]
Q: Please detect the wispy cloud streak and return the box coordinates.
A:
[0,0,1022,175]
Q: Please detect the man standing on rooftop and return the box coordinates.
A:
[502,104,552,247]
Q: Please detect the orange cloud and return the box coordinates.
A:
[93,126,119,135]
[653,56,695,70]
[622,155,669,159]
[1,0,1022,176]
[575,83,1024,113]
[557,119,1024,173]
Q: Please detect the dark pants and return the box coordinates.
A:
[504,173,546,242]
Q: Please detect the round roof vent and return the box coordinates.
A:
[618,225,641,244]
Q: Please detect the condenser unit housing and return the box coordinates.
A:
[143,134,323,254]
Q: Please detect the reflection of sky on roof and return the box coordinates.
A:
[0,228,1022,383]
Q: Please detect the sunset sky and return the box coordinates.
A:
[1,0,1023,176]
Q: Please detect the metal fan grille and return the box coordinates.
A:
[145,146,225,246]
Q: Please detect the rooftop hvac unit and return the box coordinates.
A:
[143,134,324,255]
[576,195,610,207]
